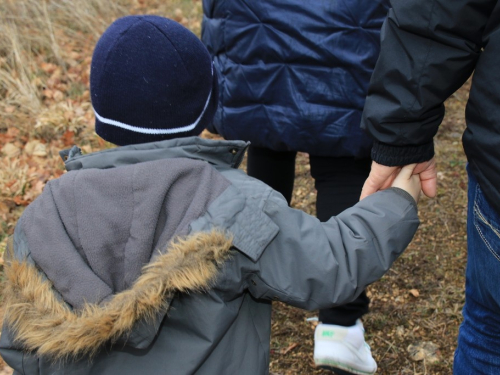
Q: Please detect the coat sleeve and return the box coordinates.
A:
[361,0,495,166]
[246,188,419,310]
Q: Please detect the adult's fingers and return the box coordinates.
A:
[420,173,437,198]
[414,158,437,198]
[360,162,399,200]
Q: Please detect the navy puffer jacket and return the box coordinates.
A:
[202,0,390,157]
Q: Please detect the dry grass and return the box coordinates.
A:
[0,0,128,116]
[0,0,204,241]
[0,0,201,133]
[0,1,470,374]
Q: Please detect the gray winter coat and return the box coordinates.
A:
[0,137,419,375]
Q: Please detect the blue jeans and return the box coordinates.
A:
[454,169,500,374]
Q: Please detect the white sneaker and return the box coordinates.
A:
[314,320,377,375]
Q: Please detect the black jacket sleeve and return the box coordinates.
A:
[361,0,495,166]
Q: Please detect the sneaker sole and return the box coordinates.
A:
[316,360,376,375]
[317,366,360,375]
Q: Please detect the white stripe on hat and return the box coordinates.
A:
[93,85,212,135]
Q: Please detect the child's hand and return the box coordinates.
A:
[391,164,421,203]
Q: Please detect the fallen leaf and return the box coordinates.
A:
[2,143,21,158]
[50,67,62,82]
[24,140,47,157]
[5,180,17,189]
[53,90,64,101]
[40,62,57,74]
[409,289,420,298]
[62,130,75,146]
[407,341,440,363]
[69,51,81,60]
[13,196,29,206]
[0,201,11,215]
[6,127,19,137]
[25,180,46,199]
[43,89,54,99]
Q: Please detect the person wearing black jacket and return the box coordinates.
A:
[360,1,500,373]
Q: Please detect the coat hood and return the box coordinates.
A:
[3,232,232,360]
[3,155,234,360]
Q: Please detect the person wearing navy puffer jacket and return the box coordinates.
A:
[202,1,390,374]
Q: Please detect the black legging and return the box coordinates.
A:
[247,146,371,326]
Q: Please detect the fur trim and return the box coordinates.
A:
[3,230,232,360]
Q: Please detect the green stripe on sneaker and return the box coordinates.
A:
[322,331,335,337]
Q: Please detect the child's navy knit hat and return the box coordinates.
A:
[90,15,218,146]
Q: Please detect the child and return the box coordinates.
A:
[0,15,420,375]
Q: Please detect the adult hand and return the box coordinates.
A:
[360,157,437,200]
[412,157,437,198]
[360,162,400,200]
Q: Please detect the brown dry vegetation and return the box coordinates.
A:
[0,1,468,374]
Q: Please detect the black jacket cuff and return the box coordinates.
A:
[371,141,434,166]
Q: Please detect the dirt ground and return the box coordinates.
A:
[0,1,470,374]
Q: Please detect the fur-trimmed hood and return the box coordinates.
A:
[2,155,235,360]
[3,231,232,360]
